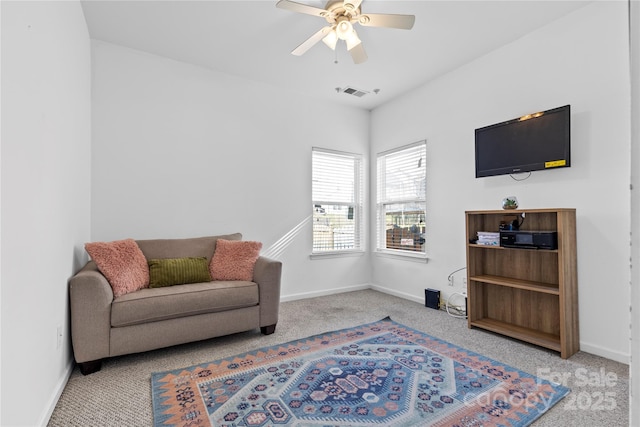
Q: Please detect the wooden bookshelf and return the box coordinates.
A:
[465,208,579,359]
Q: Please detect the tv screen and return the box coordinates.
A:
[475,105,571,178]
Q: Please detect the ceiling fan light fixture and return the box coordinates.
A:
[346,31,362,51]
[322,29,338,50]
[336,20,353,40]
[276,0,415,64]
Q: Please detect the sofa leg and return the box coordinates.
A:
[78,360,102,375]
[261,324,276,335]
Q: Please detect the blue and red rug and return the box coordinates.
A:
[151,318,568,426]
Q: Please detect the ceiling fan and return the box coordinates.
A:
[276,0,415,64]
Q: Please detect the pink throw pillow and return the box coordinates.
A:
[85,239,150,297]
[210,239,262,281]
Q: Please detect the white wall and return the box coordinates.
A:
[1,1,91,426]
[370,2,630,363]
[1,3,4,423]
[629,0,639,422]
[90,41,372,300]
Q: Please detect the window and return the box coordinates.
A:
[312,148,363,254]
[376,141,427,254]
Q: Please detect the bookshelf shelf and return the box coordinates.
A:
[465,208,579,359]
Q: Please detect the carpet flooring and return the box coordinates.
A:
[48,289,629,426]
[151,317,569,426]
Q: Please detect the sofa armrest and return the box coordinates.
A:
[253,256,282,329]
[69,261,114,363]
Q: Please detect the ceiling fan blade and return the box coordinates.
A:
[292,26,333,56]
[276,0,327,18]
[358,13,415,30]
[343,0,363,13]
[348,42,367,64]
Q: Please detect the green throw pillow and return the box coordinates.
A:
[148,257,212,288]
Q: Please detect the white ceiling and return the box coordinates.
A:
[80,0,589,110]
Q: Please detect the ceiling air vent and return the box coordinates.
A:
[340,86,369,97]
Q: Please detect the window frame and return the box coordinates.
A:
[376,140,427,260]
[311,147,365,258]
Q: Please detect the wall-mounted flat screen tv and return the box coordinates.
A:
[475,105,571,178]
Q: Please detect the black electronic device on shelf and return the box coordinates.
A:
[499,230,558,250]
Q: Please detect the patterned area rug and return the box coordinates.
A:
[151,318,568,427]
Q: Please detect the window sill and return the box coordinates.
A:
[310,250,365,260]
[375,249,429,263]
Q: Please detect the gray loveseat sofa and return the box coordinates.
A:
[69,233,282,375]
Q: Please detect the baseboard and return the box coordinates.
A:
[579,341,630,365]
[368,284,424,305]
[280,283,371,302]
[39,359,74,426]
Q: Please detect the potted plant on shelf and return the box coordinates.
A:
[502,196,519,210]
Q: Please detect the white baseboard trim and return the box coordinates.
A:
[39,359,74,426]
[280,283,371,302]
[579,341,630,365]
[368,284,424,305]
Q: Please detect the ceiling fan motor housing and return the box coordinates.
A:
[324,0,361,25]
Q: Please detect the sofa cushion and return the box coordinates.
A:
[148,257,212,288]
[210,239,263,281]
[111,280,259,327]
[85,239,150,297]
[136,233,242,262]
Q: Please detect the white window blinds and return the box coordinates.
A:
[377,141,427,253]
[312,148,363,253]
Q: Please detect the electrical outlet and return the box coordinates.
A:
[448,277,454,286]
[56,325,63,350]
[463,277,467,286]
